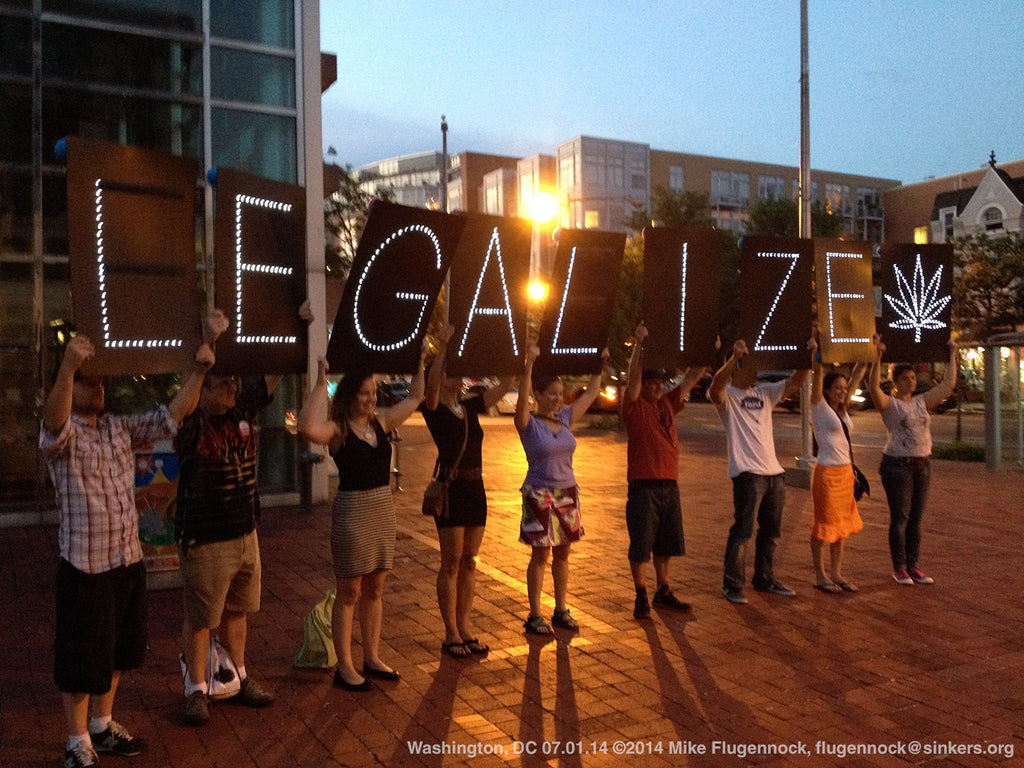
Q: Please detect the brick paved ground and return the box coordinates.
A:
[2,404,1022,767]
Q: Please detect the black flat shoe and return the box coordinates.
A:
[333,670,373,691]
[362,663,400,681]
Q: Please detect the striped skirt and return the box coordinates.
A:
[811,463,863,543]
[330,485,396,579]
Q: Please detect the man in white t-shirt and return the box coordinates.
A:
[708,340,809,605]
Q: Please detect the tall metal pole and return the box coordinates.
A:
[796,0,815,472]
[440,115,448,213]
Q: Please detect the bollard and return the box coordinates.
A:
[298,450,323,513]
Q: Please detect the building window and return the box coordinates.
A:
[211,0,295,47]
[211,48,295,108]
[584,210,600,228]
[825,183,850,214]
[669,165,684,192]
[941,209,956,240]
[758,175,785,200]
[913,226,929,244]
[711,170,750,207]
[983,206,1003,231]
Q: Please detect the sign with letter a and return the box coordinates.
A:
[642,226,723,368]
[737,236,813,370]
[213,167,307,375]
[535,229,626,376]
[446,213,532,377]
[327,200,465,374]
[66,136,201,375]
[879,243,953,362]
[813,239,875,363]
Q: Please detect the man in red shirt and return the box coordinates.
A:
[621,322,707,619]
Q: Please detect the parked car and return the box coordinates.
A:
[376,378,410,407]
[494,388,533,415]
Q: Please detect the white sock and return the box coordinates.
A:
[88,715,111,734]
[185,679,208,697]
[68,733,92,750]
[236,665,247,680]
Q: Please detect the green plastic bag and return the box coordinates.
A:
[293,588,336,668]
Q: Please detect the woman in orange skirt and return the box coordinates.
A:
[809,338,866,593]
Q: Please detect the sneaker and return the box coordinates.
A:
[908,566,934,585]
[183,691,210,725]
[892,568,913,586]
[64,742,99,768]
[633,590,651,619]
[233,676,274,707]
[652,588,692,612]
[90,721,145,757]
[754,580,796,597]
[722,587,748,605]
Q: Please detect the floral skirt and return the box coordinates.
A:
[811,463,863,543]
[519,484,584,547]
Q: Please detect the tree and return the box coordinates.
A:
[951,231,1024,340]
[323,161,395,279]
[745,197,847,238]
[626,186,713,235]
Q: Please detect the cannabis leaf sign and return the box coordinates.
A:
[885,254,951,342]
[879,244,953,361]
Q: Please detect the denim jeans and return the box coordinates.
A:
[723,472,786,592]
[879,455,931,570]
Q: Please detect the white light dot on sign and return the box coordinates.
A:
[825,251,870,344]
[93,179,183,350]
[753,251,799,352]
[884,253,950,344]
[550,246,597,356]
[456,227,519,359]
[234,193,295,345]
[353,224,442,352]
[678,242,688,352]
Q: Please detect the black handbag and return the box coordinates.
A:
[840,419,870,501]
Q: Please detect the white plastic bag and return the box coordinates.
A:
[179,635,240,700]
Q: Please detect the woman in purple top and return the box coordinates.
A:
[515,342,608,635]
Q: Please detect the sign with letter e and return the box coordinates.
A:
[327,200,465,374]
[66,136,201,375]
[813,239,875,363]
[535,229,626,376]
[642,226,722,368]
[213,167,307,374]
[737,235,813,370]
[446,213,532,377]
[879,243,953,362]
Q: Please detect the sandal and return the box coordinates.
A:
[523,614,553,635]
[442,641,471,658]
[814,580,842,593]
[462,638,490,655]
[832,578,859,593]
[551,609,579,632]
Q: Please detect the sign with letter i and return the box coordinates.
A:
[327,200,466,374]
[212,167,308,374]
[446,213,532,376]
[813,239,875,363]
[737,235,813,370]
[65,136,202,375]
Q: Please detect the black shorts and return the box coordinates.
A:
[54,559,148,695]
[625,480,685,562]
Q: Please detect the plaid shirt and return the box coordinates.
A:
[39,407,178,574]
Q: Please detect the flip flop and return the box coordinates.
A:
[832,578,859,593]
[462,638,490,655]
[524,614,553,635]
[441,641,471,658]
[814,580,842,593]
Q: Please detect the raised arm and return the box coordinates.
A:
[482,375,514,410]
[514,343,539,431]
[297,357,340,447]
[377,339,428,432]
[624,322,647,404]
[923,338,958,411]
[809,329,823,405]
[266,298,314,396]
[673,365,710,405]
[709,339,747,405]
[569,348,610,425]
[845,361,868,410]
[424,323,455,411]
[168,308,228,423]
[42,334,94,434]
[868,334,890,413]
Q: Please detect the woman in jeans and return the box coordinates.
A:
[868,335,957,586]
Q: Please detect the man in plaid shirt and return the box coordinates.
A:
[40,316,222,768]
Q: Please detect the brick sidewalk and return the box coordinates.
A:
[2,405,1022,766]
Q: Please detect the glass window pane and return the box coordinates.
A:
[43,89,202,162]
[43,0,201,33]
[211,48,294,107]
[0,85,32,163]
[211,0,294,47]
[0,16,32,76]
[43,23,202,96]
[211,108,295,183]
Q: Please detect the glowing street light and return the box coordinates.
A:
[526,191,558,224]
[528,280,549,302]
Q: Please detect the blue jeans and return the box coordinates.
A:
[723,473,786,592]
[879,455,931,570]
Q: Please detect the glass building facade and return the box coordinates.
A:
[0,0,319,514]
